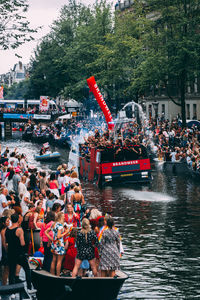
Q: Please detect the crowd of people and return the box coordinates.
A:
[0,146,123,295]
[23,117,107,145]
[150,119,200,171]
[80,125,149,163]
[0,105,61,115]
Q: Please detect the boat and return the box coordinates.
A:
[79,145,151,187]
[163,161,190,175]
[31,268,128,300]
[34,152,61,161]
[68,144,79,172]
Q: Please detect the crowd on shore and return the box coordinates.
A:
[150,119,200,171]
[0,146,123,294]
[23,114,200,171]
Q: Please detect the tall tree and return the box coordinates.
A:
[130,0,200,126]
[28,0,113,102]
[0,0,37,50]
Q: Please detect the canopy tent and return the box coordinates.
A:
[58,114,71,120]
[64,99,82,108]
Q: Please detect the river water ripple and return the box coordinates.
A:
[2,136,200,299]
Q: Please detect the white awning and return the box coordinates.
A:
[58,114,71,120]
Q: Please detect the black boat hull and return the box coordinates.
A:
[31,269,128,300]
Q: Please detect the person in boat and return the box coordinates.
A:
[99,217,120,277]
[40,211,55,272]
[62,227,78,274]
[72,218,99,278]
[51,203,62,216]
[39,147,45,156]
[39,143,51,156]
[4,213,36,293]
[48,173,59,198]
[45,212,69,276]
[0,216,10,285]
[64,204,79,227]
[70,187,85,225]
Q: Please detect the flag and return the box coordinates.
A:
[0,86,3,99]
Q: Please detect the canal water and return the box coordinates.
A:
[1,135,200,299]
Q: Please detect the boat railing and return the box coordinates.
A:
[0,282,32,299]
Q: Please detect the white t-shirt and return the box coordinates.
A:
[4,177,14,192]
[0,194,8,215]
[21,191,30,216]
[171,152,176,162]
[58,176,65,189]
[67,190,75,203]
[70,177,80,185]
[8,157,18,167]
[18,182,27,200]
[63,175,70,188]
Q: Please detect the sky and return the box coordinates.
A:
[0,0,96,74]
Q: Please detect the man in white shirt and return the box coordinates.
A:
[18,176,27,201]
[0,188,13,215]
[8,152,18,167]
[21,189,32,216]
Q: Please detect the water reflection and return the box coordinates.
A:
[1,135,200,299]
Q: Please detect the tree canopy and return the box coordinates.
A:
[12,0,200,123]
[0,0,37,50]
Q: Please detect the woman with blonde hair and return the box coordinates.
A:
[70,171,80,185]
[45,212,68,276]
[72,218,99,277]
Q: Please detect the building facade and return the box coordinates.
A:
[0,61,28,87]
[115,0,200,121]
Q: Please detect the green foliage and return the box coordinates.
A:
[28,0,113,102]
[0,0,37,50]
[4,79,30,99]
[26,0,200,123]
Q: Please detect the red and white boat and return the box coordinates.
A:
[79,146,151,187]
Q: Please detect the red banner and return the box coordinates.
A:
[87,76,114,129]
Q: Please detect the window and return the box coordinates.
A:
[16,73,25,79]
[162,104,165,114]
[186,104,190,119]
[193,104,197,119]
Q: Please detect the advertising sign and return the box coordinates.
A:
[33,114,51,120]
[3,113,32,119]
[40,96,49,112]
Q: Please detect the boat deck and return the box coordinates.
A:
[32,268,127,279]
